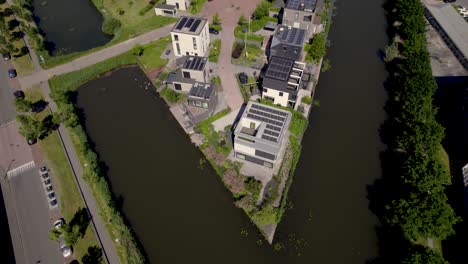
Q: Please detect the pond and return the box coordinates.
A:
[33,0,111,55]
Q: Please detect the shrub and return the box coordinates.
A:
[102,17,121,36]
[253,1,272,19]
[301,96,312,105]
[160,88,185,103]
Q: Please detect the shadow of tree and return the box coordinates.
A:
[69,207,90,238]
[81,245,103,264]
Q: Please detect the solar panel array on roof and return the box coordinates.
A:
[185,18,194,28]
[247,113,283,127]
[266,124,281,132]
[286,0,317,10]
[190,20,201,32]
[189,83,214,99]
[262,135,278,143]
[276,27,306,46]
[183,56,207,70]
[176,17,188,30]
[251,104,289,116]
[265,57,294,81]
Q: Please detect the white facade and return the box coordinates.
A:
[167,0,190,10]
[171,18,210,57]
[262,88,290,107]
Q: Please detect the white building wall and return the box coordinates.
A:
[172,81,193,92]
[262,88,289,107]
[234,142,256,156]
[166,0,190,10]
[171,23,210,57]
[183,69,205,82]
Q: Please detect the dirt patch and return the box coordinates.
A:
[204,145,226,166]
[146,67,164,80]
[223,169,245,194]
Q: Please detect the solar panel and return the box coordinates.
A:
[185,18,194,28]
[287,29,297,43]
[286,0,317,10]
[296,30,305,45]
[266,124,281,131]
[262,135,277,143]
[264,129,280,138]
[176,17,187,30]
[252,104,289,117]
[265,57,295,81]
[190,20,201,32]
[246,114,283,127]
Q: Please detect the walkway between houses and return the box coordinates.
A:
[38,82,120,264]
[200,0,262,110]
[18,23,176,89]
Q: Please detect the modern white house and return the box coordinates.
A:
[261,56,307,108]
[233,102,292,168]
[167,0,190,10]
[171,16,210,57]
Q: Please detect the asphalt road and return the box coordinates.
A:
[0,59,20,125]
[4,169,62,264]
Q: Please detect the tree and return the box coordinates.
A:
[16,114,41,140]
[306,33,326,63]
[401,245,448,264]
[253,1,271,19]
[102,17,121,35]
[238,14,247,26]
[213,13,221,25]
[14,98,32,112]
[3,8,13,16]
[63,224,81,246]
[7,19,19,30]
[132,44,144,56]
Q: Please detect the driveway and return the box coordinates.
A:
[0,60,21,125]
[200,0,263,110]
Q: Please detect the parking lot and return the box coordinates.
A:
[7,169,63,263]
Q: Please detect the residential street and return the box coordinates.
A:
[18,23,176,88]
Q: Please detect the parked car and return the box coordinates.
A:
[43,179,52,186]
[209,28,219,35]
[53,218,64,229]
[49,199,58,208]
[443,0,456,2]
[41,172,49,179]
[59,238,72,257]
[238,72,248,85]
[13,90,25,99]
[45,185,53,193]
[39,166,48,174]
[8,69,17,78]
[47,192,56,200]
[165,49,171,55]
[27,138,37,145]
[2,52,10,60]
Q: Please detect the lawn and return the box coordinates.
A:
[38,0,177,68]
[209,39,221,62]
[231,42,265,67]
[189,0,207,14]
[137,36,171,71]
[24,87,100,263]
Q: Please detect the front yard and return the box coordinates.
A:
[231,42,265,67]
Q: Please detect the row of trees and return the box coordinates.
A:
[379,0,459,262]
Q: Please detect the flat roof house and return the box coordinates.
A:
[186,82,218,124]
[269,25,307,61]
[233,102,292,168]
[171,16,210,57]
[282,0,318,38]
[166,0,190,10]
[261,56,306,108]
[166,56,209,92]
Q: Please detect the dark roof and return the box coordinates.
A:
[189,82,216,99]
[264,21,278,30]
[172,16,207,35]
[286,0,317,11]
[182,56,208,71]
[156,3,176,10]
[264,57,294,81]
[270,26,306,60]
[262,77,299,96]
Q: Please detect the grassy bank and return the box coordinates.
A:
[48,38,170,263]
[24,86,100,262]
[37,0,176,68]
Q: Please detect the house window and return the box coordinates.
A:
[283,46,287,51]
[186,52,189,55]
[174,35,179,41]
[183,71,191,78]
[263,88,268,93]
[279,92,283,97]
[174,83,182,91]
[176,43,181,55]
[294,48,298,54]
[202,102,208,108]
[237,154,245,160]
[195,101,202,107]
[295,13,299,20]
[195,53,198,56]
[193,37,197,50]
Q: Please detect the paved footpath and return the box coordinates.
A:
[200,0,262,110]
[19,23,175,89]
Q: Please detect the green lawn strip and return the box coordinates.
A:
[47,38,170,263]
[195,108,231,137]
[137,36,171,71]
[11,54,34,75]
[38,0,177,69]
[24,85,44,103]
[231,43,264,67]
[234,27,264,43]
[209,39,221,63]
[160,88,186,103]
[189,0,207,14]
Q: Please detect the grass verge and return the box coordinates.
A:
[209,39,221,62]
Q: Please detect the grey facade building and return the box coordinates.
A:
[187,82,217,113]
[166,56,209,92]
[282,0,320,38]
[261,56,306,108]
[269,25,307,61]
[233,102,292,168]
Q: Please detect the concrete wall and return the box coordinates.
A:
[171,23,210,57]
[155,8,176,16]
[262,87,290,107]
[167,0,190,10]
[182,69,206,82]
